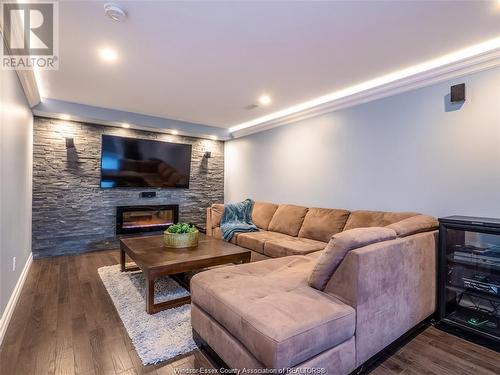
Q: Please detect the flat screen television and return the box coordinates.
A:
[100,135,192,189]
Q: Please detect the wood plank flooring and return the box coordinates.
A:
[0,250,498,375]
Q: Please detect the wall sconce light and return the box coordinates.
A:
[204,151,212,159]
[65,137,75,148]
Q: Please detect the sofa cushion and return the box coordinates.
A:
[212,227,237,244]
[252,202,279,230]
[386,214,438,237]
[236,231,293,254]
[309,227,397,290]
[343,210,417,231]
[268,204,308,236]
[264,237,327,258]
[210,204,225,228]
[191,256,355,368]
[298,208,350,242]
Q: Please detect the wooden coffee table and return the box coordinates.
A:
[120,233,251,314]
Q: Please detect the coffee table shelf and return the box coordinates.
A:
[120,233,250,314]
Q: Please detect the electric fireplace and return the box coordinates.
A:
[116,205,179,235]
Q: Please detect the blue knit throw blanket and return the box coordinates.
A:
[220,199,258,241]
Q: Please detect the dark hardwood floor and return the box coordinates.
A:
[0,250,498,375]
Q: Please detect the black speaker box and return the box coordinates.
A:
[451,83,465,102]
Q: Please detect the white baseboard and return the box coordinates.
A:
[0,252,33,346]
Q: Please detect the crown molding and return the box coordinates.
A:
[231,46,500,139]
[15,69,41,108]
[0,14,41,107]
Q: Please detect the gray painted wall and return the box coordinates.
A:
[0,69,33,316]
[33,117,224,258]
[225,66,500,218]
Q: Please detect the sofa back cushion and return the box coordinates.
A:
[308,227,397,290]
[268,204,308,236]
[252,201,279,230]
[343,210,417,231]
[298,208,351,242]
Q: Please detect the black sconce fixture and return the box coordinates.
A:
[450,83,465,102]
[65,137,75,148]
[204,151,212,159]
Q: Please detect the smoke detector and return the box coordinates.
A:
[104,3,127,22]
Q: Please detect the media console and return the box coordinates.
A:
[437,216,500,351]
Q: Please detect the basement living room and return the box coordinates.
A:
[1,1,500,374]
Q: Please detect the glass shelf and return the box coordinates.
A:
[444,305,500,341]
[446,285,500,304]
[447,257,500,273]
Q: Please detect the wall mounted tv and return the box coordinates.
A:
[100,135,192,189]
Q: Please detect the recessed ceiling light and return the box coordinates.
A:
[60,114,70,120]
[171,130,179,135]
[210,135,218,140]
[258,94,272,106]
[99,48,118,62]
[121,123,130,128]
[104,3,127,22]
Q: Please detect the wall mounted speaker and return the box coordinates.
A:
[451,83,465,102]
[140,191,156,198]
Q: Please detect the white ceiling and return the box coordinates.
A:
[39,0,500,128]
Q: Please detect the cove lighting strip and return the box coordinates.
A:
[229,35,500,134]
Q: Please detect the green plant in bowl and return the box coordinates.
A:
[166,223,198,234]
[164,223,199,248]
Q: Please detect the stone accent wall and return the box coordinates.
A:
[32,117,224,258]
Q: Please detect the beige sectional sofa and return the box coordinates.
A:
[192,202,438,374]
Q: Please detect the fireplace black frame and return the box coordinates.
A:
[116,204,179,235]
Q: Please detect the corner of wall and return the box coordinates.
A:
[0,252,33,345]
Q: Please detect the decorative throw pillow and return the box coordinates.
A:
[308,227,397,290]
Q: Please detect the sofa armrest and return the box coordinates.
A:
[206,207,213,236]
[309,227,397,290]
[206,203,224,237]
[386,214,438,237]
[324,230,437,366]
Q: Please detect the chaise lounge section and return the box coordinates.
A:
[194,202,438,373]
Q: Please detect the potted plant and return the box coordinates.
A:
[164,223,199,248]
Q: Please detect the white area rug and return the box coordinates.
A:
[98,265,197,365]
